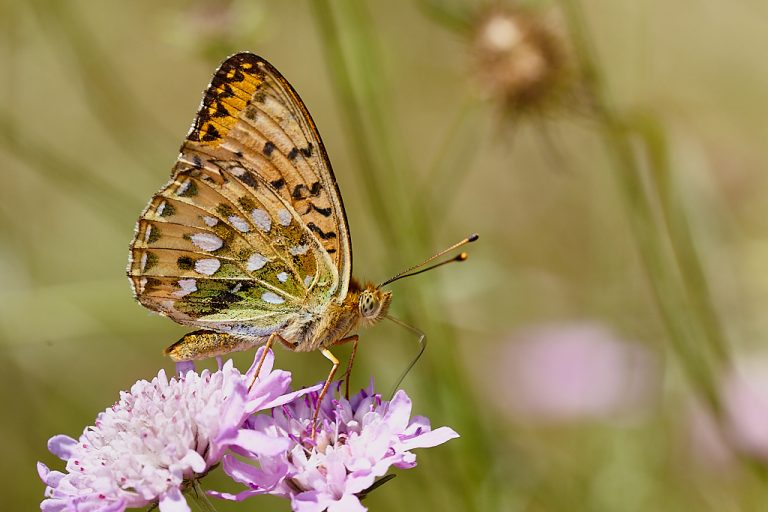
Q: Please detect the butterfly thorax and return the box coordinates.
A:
[287,279,391,352]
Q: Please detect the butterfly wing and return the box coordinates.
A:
[128,53,352,339]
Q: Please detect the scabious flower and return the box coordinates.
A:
[38,348,309,512]
[213,382,459,512]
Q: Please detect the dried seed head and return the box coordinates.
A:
[471,8,571,116]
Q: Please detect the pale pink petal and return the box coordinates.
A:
[328,493,367,512]
[37,462,65,487]
[40,499,67,512]
[222,454,287,488]
[399,426,459,450]
[180,450,207,473]
[232,429,290,456]
[159,487,191,512]
[382,390,412,432]
[245,346,274,380]
[259,382,324,410]
[208,488,267,501]
[47,435,77,460]
[292,490,330,512]
[344,470,377,495]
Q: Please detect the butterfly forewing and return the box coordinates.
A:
[129,53,351,339]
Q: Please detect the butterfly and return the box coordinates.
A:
[127,53,475,430]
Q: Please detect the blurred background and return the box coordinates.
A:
[5,0,768,510]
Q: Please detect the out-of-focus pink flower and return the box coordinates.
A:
[478,323,659,423]
[688,355,768,468]
[212,382,458,512]
[721,358,768,459]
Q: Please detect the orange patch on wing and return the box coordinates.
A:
[188,54,264,146]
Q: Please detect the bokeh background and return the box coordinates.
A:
[5,0,768,510]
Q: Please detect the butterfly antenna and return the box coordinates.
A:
[378,233,479,288]
[386,315,427,399]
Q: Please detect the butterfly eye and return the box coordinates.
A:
[359,293,378,318]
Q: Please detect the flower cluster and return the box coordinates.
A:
[214,382,459,512]
[38,348,308,512]
[38,352,457,512]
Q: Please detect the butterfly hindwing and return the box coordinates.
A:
[128,53,350,338]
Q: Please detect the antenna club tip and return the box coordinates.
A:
[457,252,469,261]
[468,233,479,242]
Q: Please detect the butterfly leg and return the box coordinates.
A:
[312,348,340,440]
[334,335,359,400]
[248,332,290,391]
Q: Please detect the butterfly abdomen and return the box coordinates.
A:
[165,330,263,361]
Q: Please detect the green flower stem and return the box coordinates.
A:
[189,479,219,512]
[631,113,731,366]
[423,99,489,222]
[559,0,727,413]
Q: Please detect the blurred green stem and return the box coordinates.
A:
[311,1,401,249]
[559,0,728,413]
[189,479,218,512]
[631,114,731,365]
[423,99,488,222]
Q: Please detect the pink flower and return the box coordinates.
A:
[477,323,658,422]
[721,358,768,459]
[213,382,459,512]
[687,355,768,467]
[38,348,307,512]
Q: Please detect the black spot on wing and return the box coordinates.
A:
[287,147,299,160]
[177,256,194,270]
[244,106,258,120]
[238,196,257,211]
[301,143,314,158]
[270,178,285,190]
[310,204,332,217]
[307,222,337,240]
[240,170,259,189]
[147,225,161,244]
[159,203,175,217]
[144,252,158,271]
[216,204,235,217]
[263,141,275,156]
[292,184,307,200]
[202,125,220,142]
[291,181,322,200]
